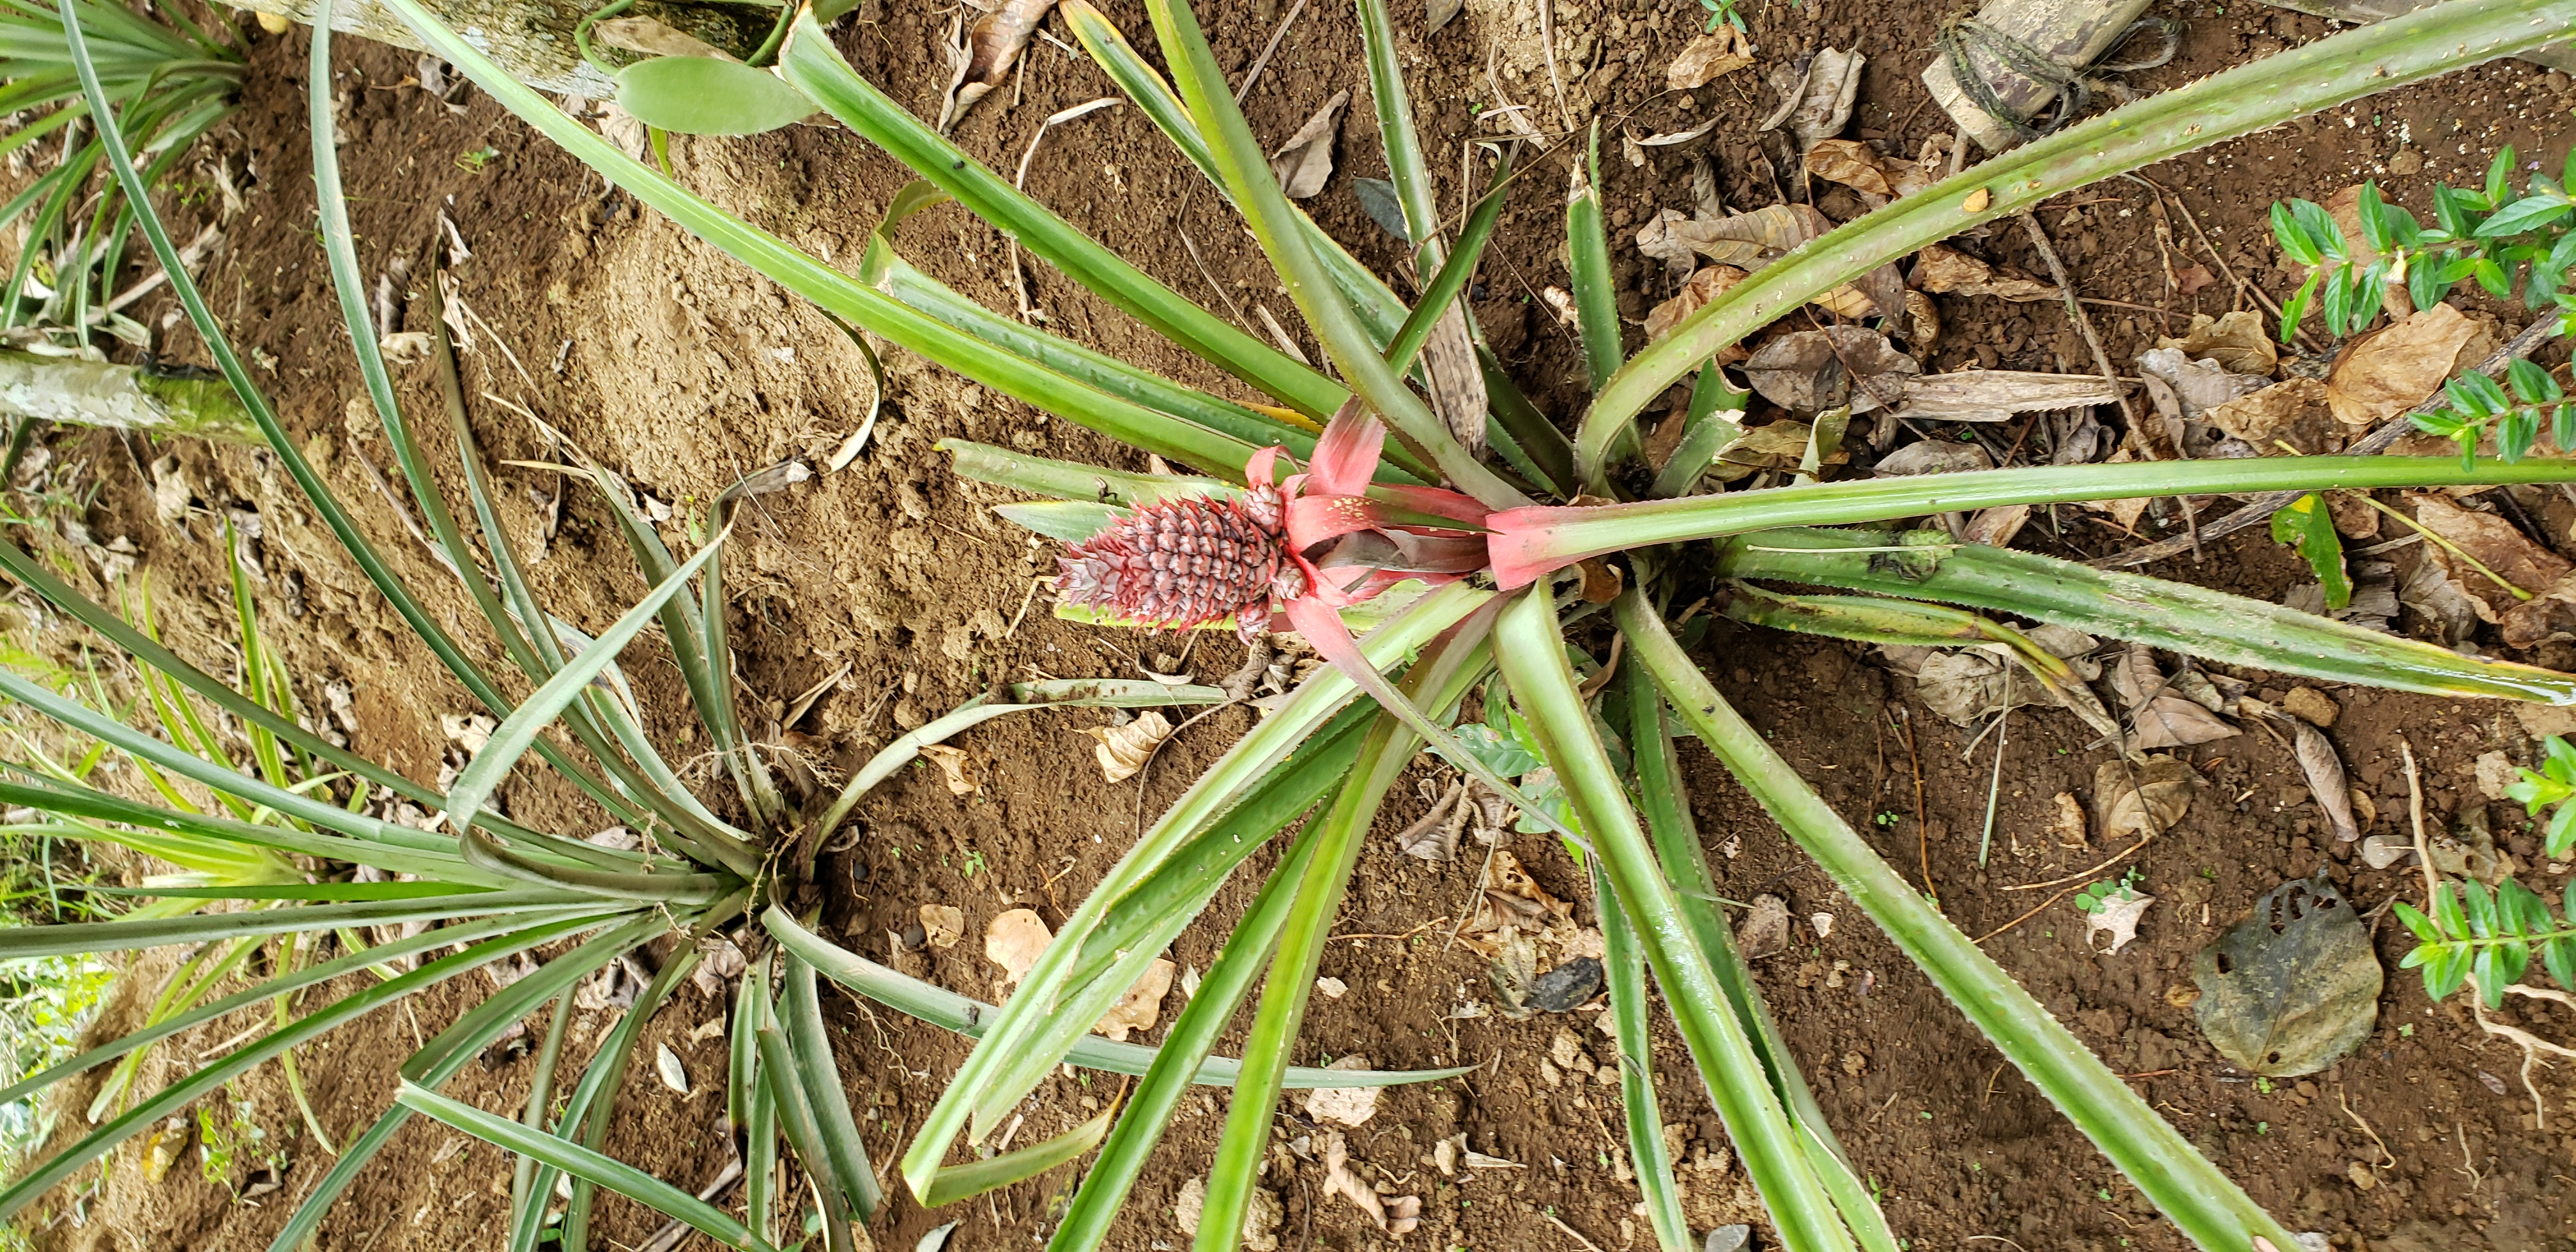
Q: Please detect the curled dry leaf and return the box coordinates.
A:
[1963,504,2030,549]
[2091,756,2196,844]
[1464,850,1574,940]
[1759,48,1864,149]
[2051,791,2087,847]
[2200,378,2338,450]
[1897,289,1942,355]
[1269,89,1350,200]
[2403,492,2572,623]
[2085,892,2154,955]
[918,742,978,795]
[688,935,747,998]
[984,908,1052,988]
[2324,303,2491,429]
[1874,439,1992,477]
[2109,647,2239,750]
[1083,709,1175,782]
[1644,264,1749,342]
[1912,243,2057,302]
[1666,24,1754,89]
[2136,347,2272,421]
[1804,139,1894,197]
[1299,1055,1381,1126]
[1639,204,1901,315]
[1322,1132,1420,1235]
[378,330,435,365]
[1898,370,2122,424]
[919,903,965,950]
[1393,779,1469,861]
[1709,418,1845,481]
[1744,326,1919,413]
[2156,310,2278,377]
[1736,893,1792,961]
[1094,956,1175,1042]
[937,0,1057,132]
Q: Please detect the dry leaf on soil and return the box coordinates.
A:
[1174,1177,1284,1249]
[1083,710,1174,782]
[1422,300,1490,456]
[2155,310,2278,377]
[655,1042,690,1095]
[1393,779,1469,861]
[1804,139,1895,197]
[1911,243,2058,302]
[917,742,977,795]
[2403,492,2573,622]
[2091,756,2196,844]
[1463,849,1574,939]
[937,0,1057,132]
[1298,1055,1381,1126]
[1322,1132,1420,1235]
[1667,24,1754,89]
[1897,369,2122,424]
[2051,791,2087,847]
[2397,556,2483,646]
[1873,439,1992,477]
[2108,647,2238,749]
[984,908,1052,988]
[1736,893,1792,961]
[1645,264,1749,342]
[2199,378,2338,450]
[1759,48,1863,149]
[1269,89,1349,199]
[2086,891,2154,955]
[1093,956,1174,1042]
[688,935,747,997]
[2191,877,2380,1076]
[1709,418,1844,481]
[2136,347,2272,421]
[1963,503,2029,548]
[919,903,965,950]
[2324,303,2491,429]
[1744,326,1919,413]
[1896,288,1942,354]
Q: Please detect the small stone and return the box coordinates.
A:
[2388,148,2424,176]
[2281,687,2338,728]
[1315,975,1348,998]
[2164,983,2202,1009]
[2347,1161,2377,1190]
[1705,1225,1752,1252]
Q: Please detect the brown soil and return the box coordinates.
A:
[12,1,2576,1251]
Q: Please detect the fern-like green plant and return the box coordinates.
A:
[2394,876,2576,1008]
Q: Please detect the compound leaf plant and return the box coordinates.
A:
[7,1,2576,1251]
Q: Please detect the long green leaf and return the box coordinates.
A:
[783,952,882,1220]
[1577,0,2576,480]
[1567,123,1623,398]
[773,11,1340,421]
[0,889,600,958]
[1139,0,1525,509]
[397,1082,777,1252]
[1195,618,1492,1252]
[762,909,1464,1091]
[1491,455,2576,589]
[442,532,727,833]
[1615,590,2301,1252]
[1717,527,2576,703]
[1496,590,1851,1252]
[756,1023,855,1252]
[1593,860,1690,1252]
[924,1111,1111,1208]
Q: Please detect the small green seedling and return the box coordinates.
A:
[2076,870,2147,915]
[2504,733,2576,858]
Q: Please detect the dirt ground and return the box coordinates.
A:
[12,0,2576,1250]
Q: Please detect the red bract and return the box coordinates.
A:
[1054,404,1491,642]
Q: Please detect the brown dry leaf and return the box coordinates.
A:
[1464,850,1574,940]
[937,0,1057,132]
[1644,264,1749,342]
[1634,208,1703,277]
[918,743,977,795]
[1667,24,1754,89]
[1736,894,1792,960]
[2200,378,2337,449]
[2404,492,2572,622]
[1964,504,2030,548]
[1421,300,1489,455]
[2325,303,2488,429]
[2156,310,2278,377]
[1898,370,2122,424]
[1393,779,1468,861]
[1759,48,1863,148]
[2092,756,2196,844]
[1805,139,1896,197]
[1653,203,1829,267]
[1710,419,1843,482]
[2293,719,2361,843]
[919,903,964,950]
[1298,1056,1380,1126]
[2109,647,2239,749]
[594,15,732,59]
[1912,243,2058,302]
[1744,326,1920,413]
[1269,89,1349,199]
[2074,448,2150,530]
[983,908,1053,988]
[1874,440,1993,477]
[2137,347,2273,421]
[1094,956,1176,1042]
[1637,116,1723,148]
[1897,289,1942,355]
[2051,791,2088,847]
[1083,710,1174,782]
[2086,891,2155,955]
[1322,1132,1420,1235]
